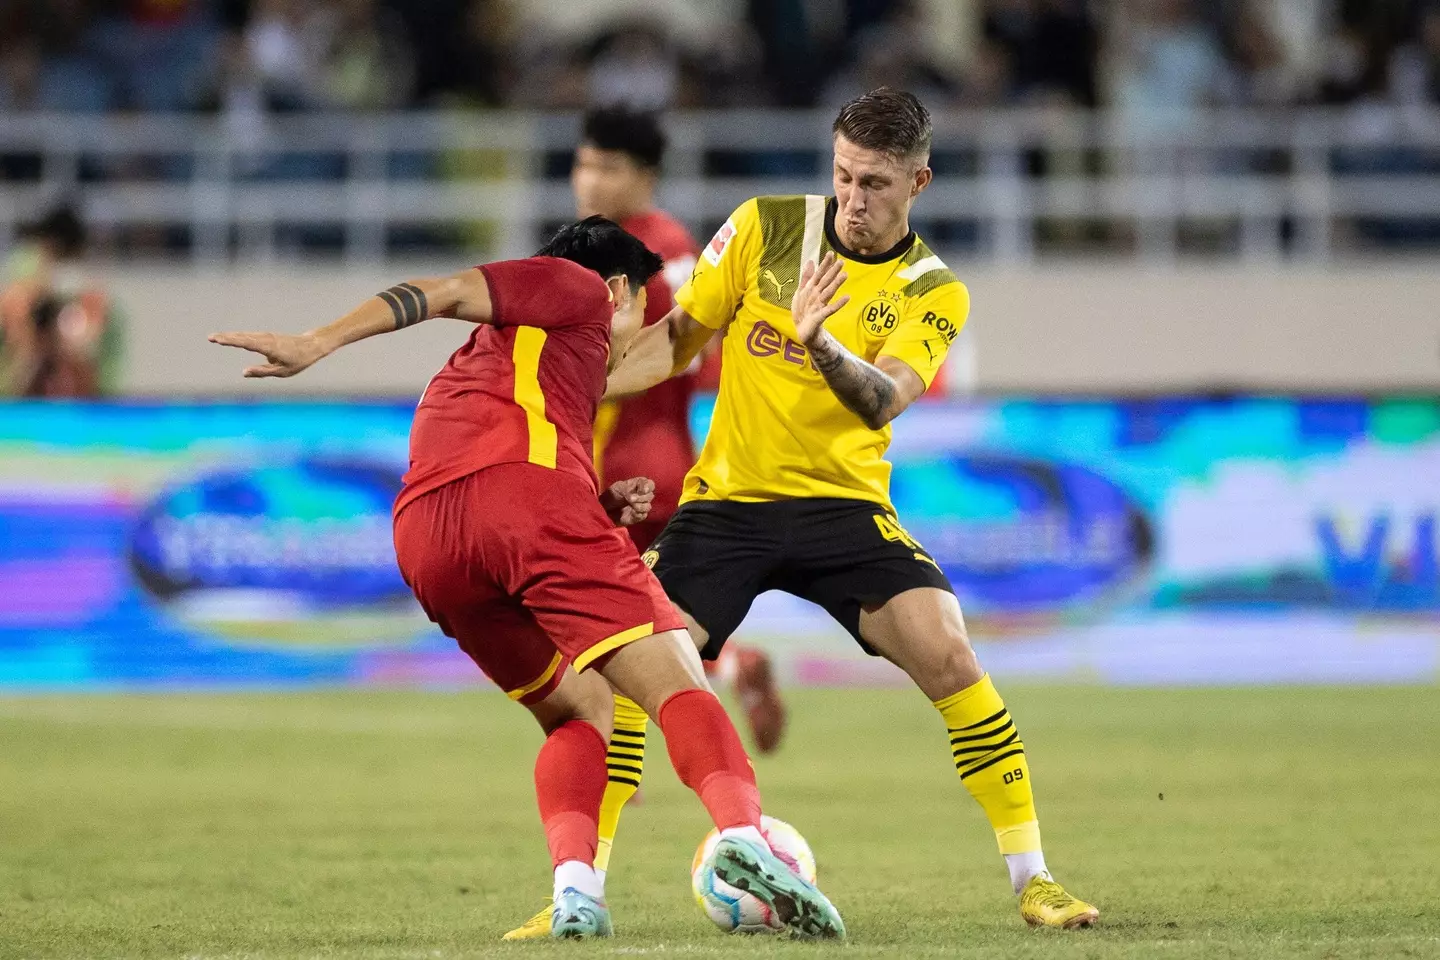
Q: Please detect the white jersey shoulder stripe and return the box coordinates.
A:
[801,195,826,267]
[898,254,947,282]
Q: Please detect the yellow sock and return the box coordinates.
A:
[595,694,647,875]
[933,674,1042,856]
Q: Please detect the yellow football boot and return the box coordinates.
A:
[500,900,554,941]
[1019,875,1099,929]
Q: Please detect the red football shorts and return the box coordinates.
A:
[393,463,685,704]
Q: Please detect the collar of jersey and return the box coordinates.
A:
[824,197,917,264]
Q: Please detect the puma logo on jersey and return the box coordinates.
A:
[763,269,795,297]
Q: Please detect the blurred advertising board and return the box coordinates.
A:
[1,398,1436,688]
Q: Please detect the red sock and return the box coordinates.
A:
[534,720,607,867]
[657,689,761,831]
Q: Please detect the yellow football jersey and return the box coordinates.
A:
[674,194,970,507]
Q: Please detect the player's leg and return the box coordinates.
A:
[395,472,613,940]
[646,502,787,752]
[701,642,786,753]
[519,668,661,940]
[444,603,619,940]
[859,587,1097,928]
[517,491,842,938]
[592,627,759,832]
[586,501,778,874]
[505,685,644,943]
[788,501,1096,928]
[727,643,787,754]
[594,690,646,878]
[521,665,619,939]
[589,628,844,939]
[582,517,666,888]
[582,504,766,900]
[646,507,786,754]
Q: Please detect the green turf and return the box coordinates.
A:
[3,686,1439,959]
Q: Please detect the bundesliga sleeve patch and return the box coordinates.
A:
[703,219,737,266]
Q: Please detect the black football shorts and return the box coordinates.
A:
[644,497,954,660]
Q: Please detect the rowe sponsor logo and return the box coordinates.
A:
[920,311,961,344]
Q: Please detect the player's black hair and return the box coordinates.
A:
[832,87,932,162]
[580,104,667,169]
[537,215,663,292]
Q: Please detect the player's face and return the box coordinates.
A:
[832,135,932,254]
[572,145,654,222]
[606,278,648,372]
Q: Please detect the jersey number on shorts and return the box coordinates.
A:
[874,513,941,568]
[873,514,922,551]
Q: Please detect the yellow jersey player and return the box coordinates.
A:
[600,87,1099,929]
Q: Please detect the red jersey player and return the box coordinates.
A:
[209,217,845,942]
[483,108,796,944]
[571,106,786,744]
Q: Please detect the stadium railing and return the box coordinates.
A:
[2,106,1439,263]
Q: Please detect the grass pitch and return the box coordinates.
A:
[2,685,1438,959]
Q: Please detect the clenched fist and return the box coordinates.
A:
[601,477,656,527]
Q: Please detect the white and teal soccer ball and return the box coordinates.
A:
[690,816,818,934]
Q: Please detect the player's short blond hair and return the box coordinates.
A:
[832,87,932,163]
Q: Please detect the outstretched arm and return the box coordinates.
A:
[604,304,716,399]
[792,253,926,430]
[209,268,493,378]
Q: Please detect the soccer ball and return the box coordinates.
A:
[690,816,818,934]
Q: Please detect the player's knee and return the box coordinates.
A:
[529,669,615,740]
[596,629,711,718]
[573,672,615,741]
[930,633,983,694]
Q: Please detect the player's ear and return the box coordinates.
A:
[603,274,626,306]
[912,163,933,198]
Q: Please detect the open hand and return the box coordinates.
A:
[601,477,655,527]
[209,331,327,378]
[791,251,849,345]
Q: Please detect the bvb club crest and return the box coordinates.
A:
[861,298,899,336]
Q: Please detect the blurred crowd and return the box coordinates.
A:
[3,0,1439,264]
[2,0,1439,114]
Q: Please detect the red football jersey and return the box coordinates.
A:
[395,257,612,516]
[594,210,701,528]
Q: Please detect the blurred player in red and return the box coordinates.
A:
[209,218,844,942]
[573,105,786,743]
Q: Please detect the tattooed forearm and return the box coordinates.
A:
[376,282,429,329]
[808,331,898,429]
